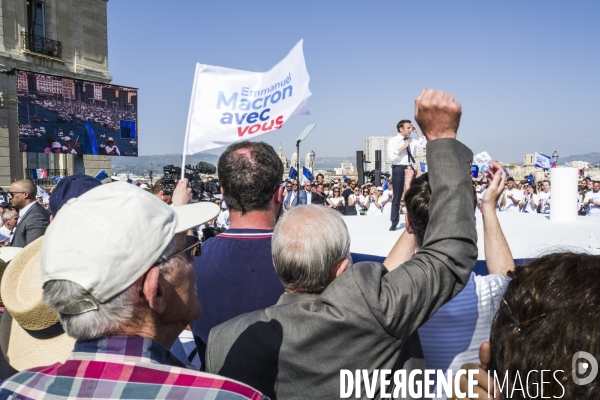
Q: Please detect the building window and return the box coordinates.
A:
[27,0,46,38]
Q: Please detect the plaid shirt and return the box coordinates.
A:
[0,335,268,399]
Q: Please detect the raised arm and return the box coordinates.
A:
[352,89,477,339]
[481,164,514,275]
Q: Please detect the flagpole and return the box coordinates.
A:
[182,63,201,177]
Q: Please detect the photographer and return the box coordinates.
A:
[152,178,172,205]
[387,120,427,230]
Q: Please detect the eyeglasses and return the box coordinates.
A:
[7,191,25,198]
[293,184,298,186]
[139,238,200,297]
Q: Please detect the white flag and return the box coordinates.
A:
[183,40,312,155]
[534,152,553,170]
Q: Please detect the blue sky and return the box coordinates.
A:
[107,1,600,163]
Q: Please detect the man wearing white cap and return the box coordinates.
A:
[0,181,268,399]
[105,136,120,155]
[61,136,79,155]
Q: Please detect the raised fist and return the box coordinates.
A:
[414,89,462,141]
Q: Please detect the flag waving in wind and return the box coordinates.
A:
[534,152,553,170]
[81,121,99,155]
[288,167,298,180]
[300,167,314,185]
[183,40,312,155]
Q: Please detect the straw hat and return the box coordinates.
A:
[0,237,75,371]
[0,247,23,307]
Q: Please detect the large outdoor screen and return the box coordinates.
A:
[17,70,138,156]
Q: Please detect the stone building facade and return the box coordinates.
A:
[0,0,112,186]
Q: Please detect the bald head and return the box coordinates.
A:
[272,205,351,293]
[12,180,36,197]
[9,179,37,210]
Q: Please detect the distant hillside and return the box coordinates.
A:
[112,153,356,175]
[560,152,600,165]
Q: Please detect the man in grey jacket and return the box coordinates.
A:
[206,89,477,399]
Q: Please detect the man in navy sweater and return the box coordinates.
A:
[191,141,285,367]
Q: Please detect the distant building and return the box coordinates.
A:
[305,150,315,174]
[334,161,356,176]
[572,160,589,169]
[0,0,114,185]
[365,136,392,173]
[277,145,288,168]
[291,152,298,170]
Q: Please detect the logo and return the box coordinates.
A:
[572,351,598,385]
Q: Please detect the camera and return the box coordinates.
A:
[160,162,219,203]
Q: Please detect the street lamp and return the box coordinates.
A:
[295,124,316,172]
[552,151,559,165]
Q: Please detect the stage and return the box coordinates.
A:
[346,212,600,275]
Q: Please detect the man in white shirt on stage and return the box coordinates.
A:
[387,120,426,230]
[499,177,523,212]
[584,181,600,217]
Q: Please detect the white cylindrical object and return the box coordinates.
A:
[550,168,578,222]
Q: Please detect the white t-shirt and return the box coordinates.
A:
[105,145,120,155]
[0,225,11,242]
[538,191,551,214]
[584,190,600,216]
[502,188,523,212]
[380,190,393,214]
[366,196,381,216]
[329,197,344,207]
[348,194,363,212]
[216,209,230,229]
[522,193,539,213]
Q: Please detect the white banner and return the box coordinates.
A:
[183,40,312,155]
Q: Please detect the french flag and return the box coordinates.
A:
[31,169,48,180]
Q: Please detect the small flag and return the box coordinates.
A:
[300,167,314,186]
[526,173,535,185]
[31,168,48,180]
[473,151,492,173]
[420,161,428,173]
[51,176,62,184]
[94,170,109,181]
[382,178,389,191]
[302,166,314,181]
[471,164,479,178]
[36,186,49,202]
[289,167,298,180]
[534,152,553,170]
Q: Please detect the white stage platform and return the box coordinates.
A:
[346,212,600,263]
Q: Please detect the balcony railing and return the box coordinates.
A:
[26,169,68,187]
[21,32,62,59]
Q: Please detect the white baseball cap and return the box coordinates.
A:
[41,182,219,308]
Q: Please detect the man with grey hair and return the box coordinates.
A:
[206,88,478,399]
[0,181,268,400]
[0,210,18,244]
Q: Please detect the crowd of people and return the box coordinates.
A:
[0,89,596,399]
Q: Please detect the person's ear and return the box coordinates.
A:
[405,213,414,234]
[142,266,166,314]
[274,185,284,205]
[335,258,350,278]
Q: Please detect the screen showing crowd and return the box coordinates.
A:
[17,70,138,157]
